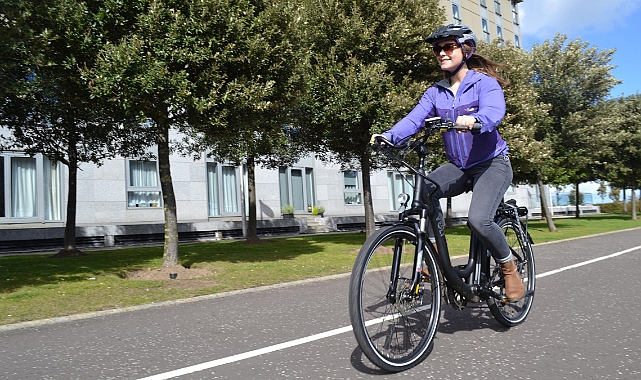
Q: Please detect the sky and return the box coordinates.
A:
[517,0,641,202]
[519,0,641,98]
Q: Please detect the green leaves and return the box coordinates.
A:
[296,0,443,167]
[1,0,148,166]
[529,34,621,188]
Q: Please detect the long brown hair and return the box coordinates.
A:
[447,44,509,87]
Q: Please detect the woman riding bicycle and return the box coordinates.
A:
[370,23,524,301]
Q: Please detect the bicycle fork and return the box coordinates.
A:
[386,213,430,304]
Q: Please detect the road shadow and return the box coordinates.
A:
[438,305,508,334]
[349,304,507,374]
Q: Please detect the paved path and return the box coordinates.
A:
[1,229,641,379]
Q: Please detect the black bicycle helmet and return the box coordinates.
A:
[425,23,478,47]
[426,24,477,76]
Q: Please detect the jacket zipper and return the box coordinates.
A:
[451,94,464,167]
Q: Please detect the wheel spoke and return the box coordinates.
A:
[349,226,441,372]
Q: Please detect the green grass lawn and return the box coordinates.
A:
[1,214,639,326]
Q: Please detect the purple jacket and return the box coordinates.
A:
[382,70,507,169]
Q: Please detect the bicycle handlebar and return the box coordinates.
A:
[371,117,482,151]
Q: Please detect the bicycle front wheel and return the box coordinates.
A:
[348,225,442,372]
[487,217,536,327]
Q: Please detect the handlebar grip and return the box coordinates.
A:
[440,123,482,133]
[371,135,393,150]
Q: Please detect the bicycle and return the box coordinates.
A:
[348,117,536,372]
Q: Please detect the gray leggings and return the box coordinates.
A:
[423,155,514,263]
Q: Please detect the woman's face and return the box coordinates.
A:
[432,39,464,73]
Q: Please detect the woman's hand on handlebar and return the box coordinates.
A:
[370,133,389,146]
[455,115,477,133]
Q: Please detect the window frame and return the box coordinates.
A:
[279,166,316,213]
[452,4,461,23]
[387,171,414,212]
[482,18,491,43]
[0,152,64,223]
[206,161,242,217]
[343,170,363,206]
[512,1,520,25]
[125,159,163,209]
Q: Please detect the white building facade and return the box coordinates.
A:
[0,130,548,253]
[4,1,578,252]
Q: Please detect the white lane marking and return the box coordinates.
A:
[136,325,354,380]
[138,245,641,380]
[536,245,641,278]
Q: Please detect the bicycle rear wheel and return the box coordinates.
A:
[348,225,441,372]
[488,217,536,327]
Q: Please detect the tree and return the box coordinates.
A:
[530,34,620,218]
[596,182,608,204]
[477,41,557,231]
[89,0,275,265]
[599,94,641,220]
[297,0,444,236]
[568,189,584,207]
[608,186,620,203]
[0,0,148,256]
[192,0,307,243]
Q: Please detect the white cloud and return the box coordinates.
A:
[519,0,641,39]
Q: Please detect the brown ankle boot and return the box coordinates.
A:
[500,260,525,301]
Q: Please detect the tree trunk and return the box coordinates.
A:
[632,173,638,220]
[445,197,453,228]
[574,181,580,218]
[623,188,628,213]
[157,122,179,267]
[246,154,260,243]
[54,144,86,257]
[537,169,557,232]
[361,154,376,237]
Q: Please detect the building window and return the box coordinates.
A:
[344,171,362,205]
[279,167,315,212]
[0,157,4,218]
[480,0,487,8]
[43,157,63,220]
[387,172,414,211]
[494,0,501,15]
[514,35,521,48]
[0,153,63,221]
[512,1,519,25]
[207,162,241,216]
[496,25,503,41]
[126,160,162,208]
[482,18,490,43]
[452,4,461,23]
[10,156,36,218]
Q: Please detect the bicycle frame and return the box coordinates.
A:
[380,124,514,305]
[352,120,536,372]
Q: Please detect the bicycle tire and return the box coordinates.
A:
[348,225,442,372]
[487,217,536,327]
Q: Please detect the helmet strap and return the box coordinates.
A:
[445,42,475,77]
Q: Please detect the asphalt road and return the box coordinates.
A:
[2,228,641,380]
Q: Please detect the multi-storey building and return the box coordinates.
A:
[439,0,523,48]
[3,1,581,253]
